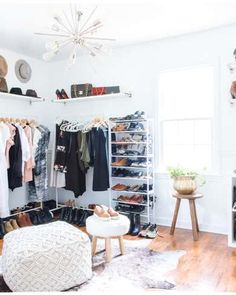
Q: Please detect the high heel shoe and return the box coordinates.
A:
[61,89,69,99]
[56,89,63,100]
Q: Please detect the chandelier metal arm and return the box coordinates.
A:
[78,6,98,34]
[62,10,75,33]
[79,24,103,36]
[83,36,116,41]
[35,32,71,38]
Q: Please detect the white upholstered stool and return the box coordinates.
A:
[2,221,92,292]
[86,214,130,263]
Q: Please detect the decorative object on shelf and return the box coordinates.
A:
[15,59,32,83]
[71,83,92,98]
[35,4,115,66]
[92,86,106,96]
[0,55,8,93]
[168,166,205,195]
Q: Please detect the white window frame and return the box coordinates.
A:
[156,63,220,175]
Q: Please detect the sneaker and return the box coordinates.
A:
[146,224,158,239]
[138,223,151,237]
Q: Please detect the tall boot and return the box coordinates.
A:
[128,213,135,235]
[131,213,141,236]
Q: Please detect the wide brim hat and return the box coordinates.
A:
[0,56,8,78]
[15,59,32,83]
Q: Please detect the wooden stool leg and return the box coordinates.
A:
[91,236,97,256]
[193,201,199,232]
[170,198,181,235]
[105,238,112,263]
[189,200,199,241]
[118,236,125,255]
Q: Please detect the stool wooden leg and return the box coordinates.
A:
[118,236,125,255]
[189,200,199,241]
[105,238,112,263]
[91,236,97,256]
[193,201,199,232]
[170,198,181,235]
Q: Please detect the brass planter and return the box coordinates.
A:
[173,176,197,195]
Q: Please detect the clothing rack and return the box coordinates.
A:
[0,116,44,218]
[50,115,109,213]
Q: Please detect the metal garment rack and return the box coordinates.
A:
[108,118,156,223]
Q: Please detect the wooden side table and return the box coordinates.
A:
[170,192,203,241]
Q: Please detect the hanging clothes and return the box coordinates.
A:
[50,124,66,188]
[23,125,34,182]
[28,125,50,201]
[90,128,109,191]
[8,125,23,191]
[0,123,10,217]
[65,131,86,197]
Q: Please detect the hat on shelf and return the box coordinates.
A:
[15,59,32,83]
[0,77,8,93]
[26,89,39,98]
[0,56,8,78]
[10,87,23,95]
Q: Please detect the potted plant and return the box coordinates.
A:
[168,166,205,195]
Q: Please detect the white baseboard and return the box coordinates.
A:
[156,217,227,235]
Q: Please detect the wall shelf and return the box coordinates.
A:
[51,92,132,104]
[0,92,45,104]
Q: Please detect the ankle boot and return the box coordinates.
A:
[128,213,135,234]
[131,214,141,236]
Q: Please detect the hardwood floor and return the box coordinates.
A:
[147,226,236,292]
[0,225,235,292]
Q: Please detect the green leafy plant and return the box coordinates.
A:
[168,166,206,186]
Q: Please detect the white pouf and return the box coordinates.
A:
[86,214,130,262]
[2,221,92,292]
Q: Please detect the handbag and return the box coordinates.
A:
[105,86,120,94]
[0,77,8,93]
[71,83,92,98]
[92,87,106,96]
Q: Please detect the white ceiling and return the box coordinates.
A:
[1,0,236,61]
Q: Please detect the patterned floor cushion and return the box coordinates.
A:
[2,221,92,291]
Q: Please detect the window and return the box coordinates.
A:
[158,65,215,171]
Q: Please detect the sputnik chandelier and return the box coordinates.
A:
[35,5,115,66]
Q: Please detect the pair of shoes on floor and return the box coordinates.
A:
[28,208,53,225]
[56,89,69,100]
[138,223,158,239]
[4,219,20,233]
[94,205,119,221]
[60,207,93,226]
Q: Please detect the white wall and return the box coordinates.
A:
[47,24,236,234]
[2,23,236,234]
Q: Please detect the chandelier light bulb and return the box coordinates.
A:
[76,10,83,21]
[51,23,60,32]
[93,19,102,27]
[42,51,57,62]
[53,14,63,25]
[45,41,60,51]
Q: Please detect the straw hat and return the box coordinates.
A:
[15,59,32,83]
[0,56,8,77]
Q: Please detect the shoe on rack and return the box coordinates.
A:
[146,224,158,239]
[10,219,20,230]
[61,89,69,99]
[56,89,64,100]
[94,206,111,221]
[111,183,128,191]
[16,213,28,227]
[138,222,151,237]
[107,207,120,220]
[131,214,141,236]
[4,221,14,233]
